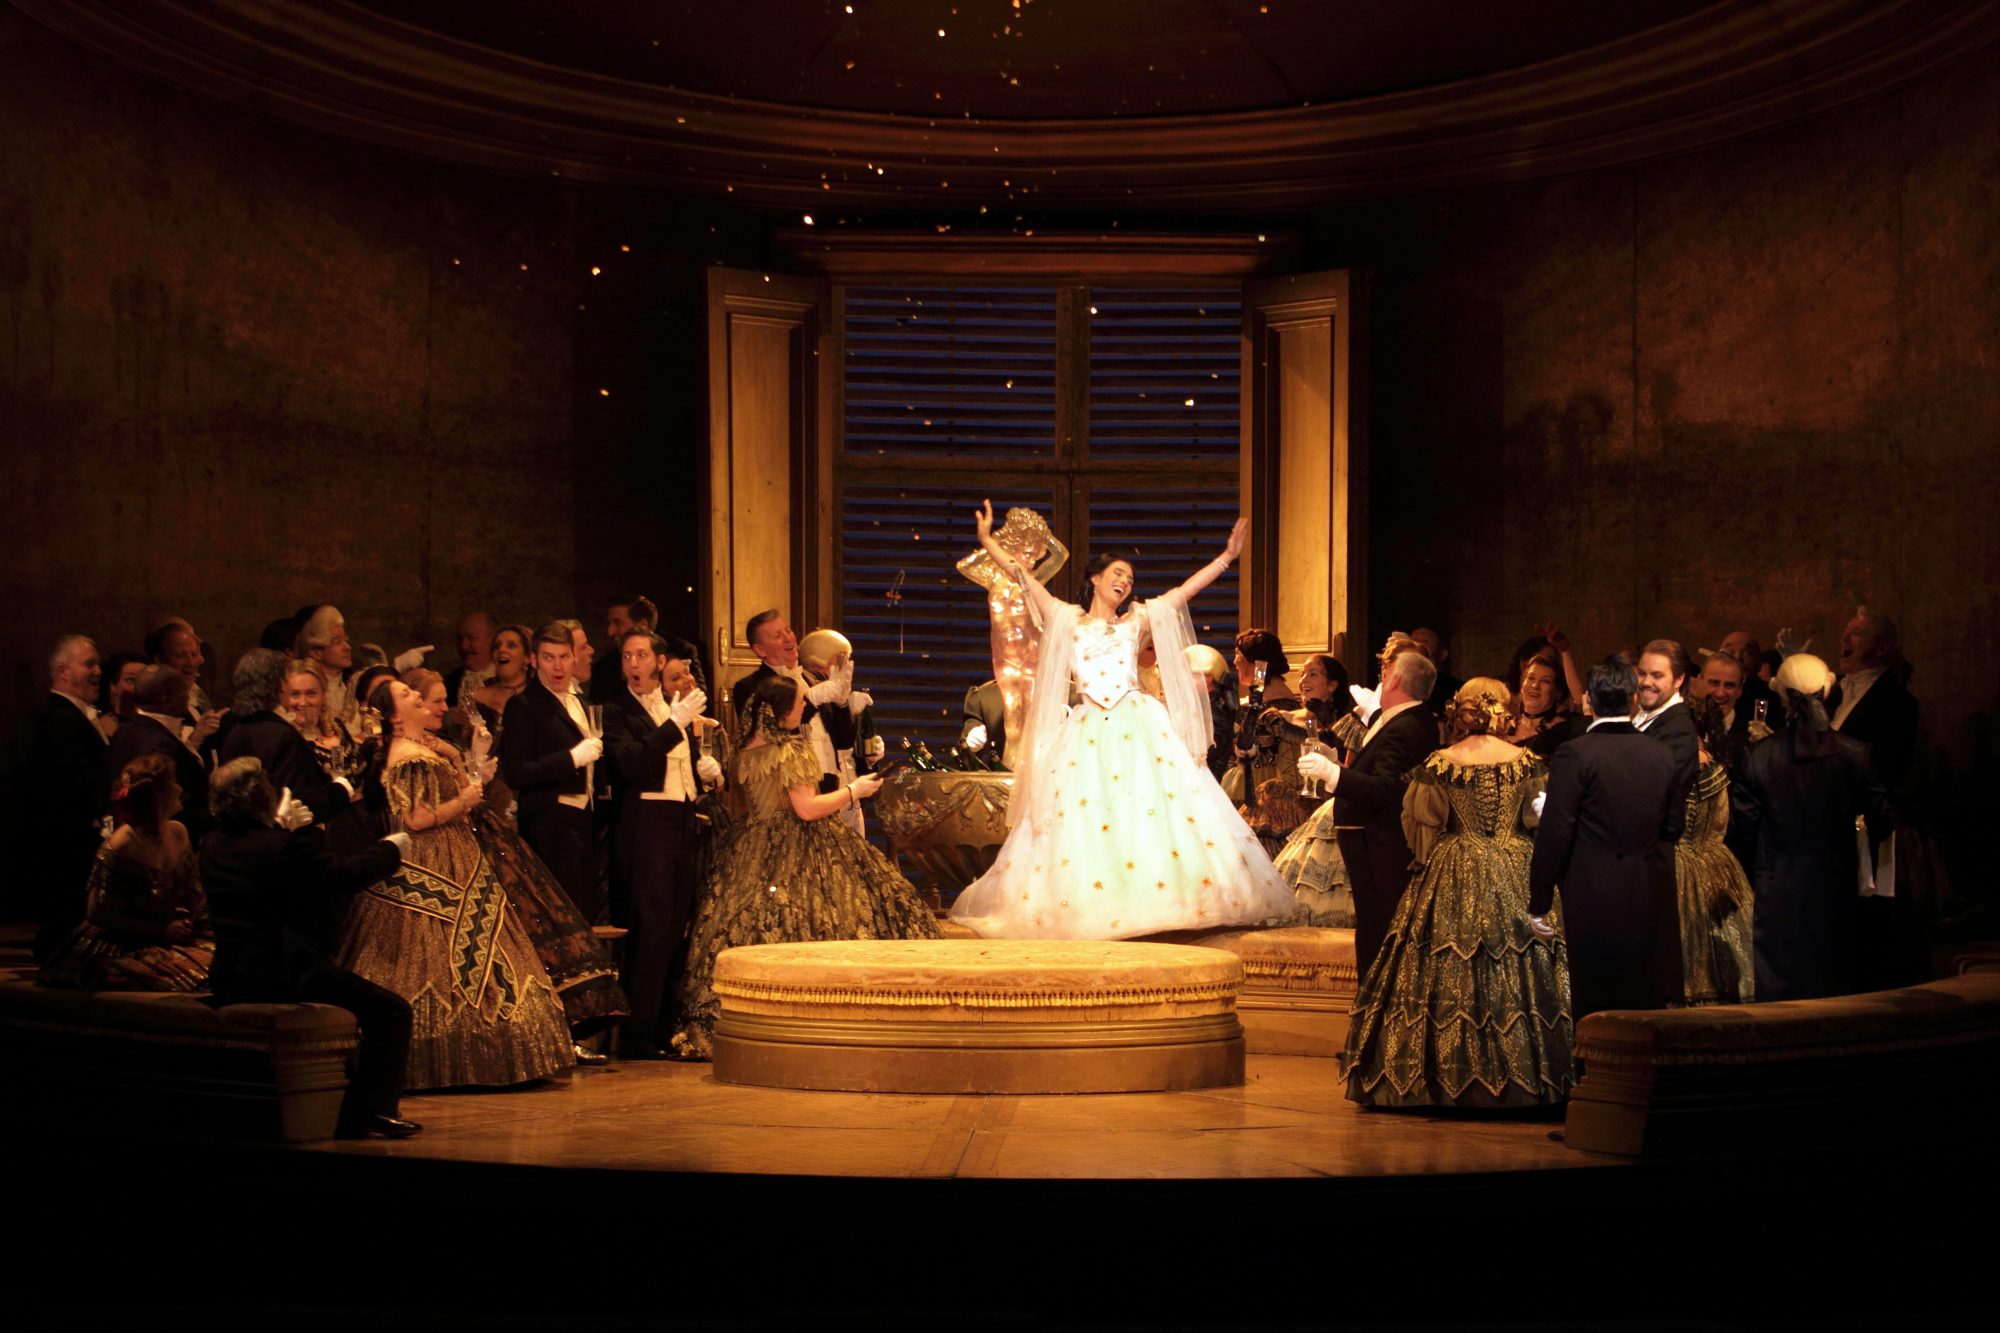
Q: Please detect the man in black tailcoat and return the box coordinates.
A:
[1296,646,1440,977]
[739,610,851,796]
[216,648,354,834]
[1528,656,1686,1020]
[500,622,605,922]
[28,635,112,960]
[1829,608,1920,987]
[961,678,1008,763]
[107,666,212,844]
[201,756,419,1138]
[603,631,719,1058]
[1634,637,1700,806]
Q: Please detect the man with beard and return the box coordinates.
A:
[1528,657,1686,1019]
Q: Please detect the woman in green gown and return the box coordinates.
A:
[1344,677,1575,1110]
[671,673,942,1059]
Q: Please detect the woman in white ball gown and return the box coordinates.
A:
[949,500,1297,940]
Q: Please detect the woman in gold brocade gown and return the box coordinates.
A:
[671,673,942,1059]
[1674,713,1755,1005]
[334,679,574,1089]
[1344,678,1575,1110]
[40,755,212,991]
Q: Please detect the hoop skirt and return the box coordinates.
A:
[1674,759,1755,1005]
[950,607,1295,940]
[672,736,942,1059]
[1344,752,1574,1109]
[1271,796,1355,928]
[335,748,574,1089]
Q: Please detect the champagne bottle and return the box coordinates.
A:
[901,737,937,772]
[944,745,973,771]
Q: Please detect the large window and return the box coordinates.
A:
[837,284,1243,754]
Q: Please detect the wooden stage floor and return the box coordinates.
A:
[305,1051,1613,1181]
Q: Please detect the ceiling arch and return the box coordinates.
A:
[17,0,1998,209]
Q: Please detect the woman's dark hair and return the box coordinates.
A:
[1515,648,1572,712]
[738,671,801,746]
[1693,695,1732,764]
[1301,654,1353,725]
[111,754,178,838]
[1234,628,1290,677]
[1507,635,1552,691]
[350,665,397,711]
[98,650,147,711]
[360,676,401,819]
[1076,551,1139,613]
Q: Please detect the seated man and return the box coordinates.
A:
[201,757,418,1139]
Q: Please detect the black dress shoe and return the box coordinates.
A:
[616,1043,674,1061]
[572,1042,611,1065]
[337,1115,423,1140]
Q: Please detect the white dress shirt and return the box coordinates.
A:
[1633,691,1682,730]
[555,684,593,810]
[1316,699,1423,794]
[54,689,108,743]
[1832,667,1884,730]
[136,708,200,756]
[632,687,697,803]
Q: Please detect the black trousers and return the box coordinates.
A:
[1338,824,1414,981]
[217,963,412,1128]
[519,802,600,924]
[613,799,702,1048]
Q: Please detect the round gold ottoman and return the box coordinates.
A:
[710,940,1245,1093]
[1191,926,1358,1059]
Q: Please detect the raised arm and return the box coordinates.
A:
[975,499,1057,626]
[1162,517,1247,606]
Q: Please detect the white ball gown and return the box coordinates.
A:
[948,600,1296,940]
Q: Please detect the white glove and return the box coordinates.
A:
[334,776,360,803]
[569,737,603,768]
[805,675,849,707]
[384,831,413,856]
[964,723,988,752]
[476,754,499,783]
[1531,790,1547,818]
[1348,684,1380,716]
[1296,752,1341,785]
[392,645,435,673]
[696,754,723,784]
[1774,627,1810,658]
[862,734,886,764]
[669,687,708,729]
[275,787,315,830]
[848,689,873,718]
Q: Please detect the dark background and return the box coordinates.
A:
[2,9,1994,917]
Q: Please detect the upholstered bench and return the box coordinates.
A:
[1566,971,2000,1157]
[1189,926,1358,1059]
[711,939,1245,1093]
[0,981,358,1142]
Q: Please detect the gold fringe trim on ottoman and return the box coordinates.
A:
[709,940,1246,1093]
